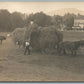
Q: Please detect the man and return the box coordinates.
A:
[16,40,22,48]
[24,41,30,55]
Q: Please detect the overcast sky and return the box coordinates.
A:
[0,2,84,14]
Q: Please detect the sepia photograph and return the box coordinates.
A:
[0,2,84,81]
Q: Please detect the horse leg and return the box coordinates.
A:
[57,44,60,52]
[63,49,66,55]
[19,45,20,48]
[59,50,63,56]
[41,48,45,54]
[1,40,2,44]
[74,50,77,56]
[72,50,76,56]
[71,50,73,56]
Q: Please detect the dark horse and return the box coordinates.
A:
[0,36,6,44]
[58,40,84,56]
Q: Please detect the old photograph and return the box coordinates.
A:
[0,2,84,81]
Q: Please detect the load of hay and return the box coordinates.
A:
[12,28,26,44]
[30,26,63,54]
[24,23,38,41]
[11,22,38,47]
[11,22,63,54]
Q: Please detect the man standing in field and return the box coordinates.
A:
[24,41,30,55]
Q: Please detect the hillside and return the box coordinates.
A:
[47,8,84,16]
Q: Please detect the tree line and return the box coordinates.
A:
[0,9,83,32]
[0,9,25,32]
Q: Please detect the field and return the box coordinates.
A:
[0,31,84,81]
[63,31,84,41]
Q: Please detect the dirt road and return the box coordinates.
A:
[0,37,84,81]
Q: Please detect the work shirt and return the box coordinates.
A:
[25,42,30,46]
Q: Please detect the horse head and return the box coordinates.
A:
[0,36,6,40]
[3,37,6,40]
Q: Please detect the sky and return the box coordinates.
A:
[0,2,84,14]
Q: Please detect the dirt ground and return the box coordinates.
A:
[0,37,84,81]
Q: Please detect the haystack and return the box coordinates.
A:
[30,26,63,53]
[12,28,26,44]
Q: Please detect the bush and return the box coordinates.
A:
[30,26,63,54]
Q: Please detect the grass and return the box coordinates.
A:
[1,31,84,81]
[62,31,84,41]
[7,45,84,81]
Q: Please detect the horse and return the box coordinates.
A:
[58,40,84,56]
[16,40,22,48]
[0,36,6,44]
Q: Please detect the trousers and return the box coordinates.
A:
[24,46,30,55]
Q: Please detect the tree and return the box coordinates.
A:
[0,9,12,32]
[52,15,63,30]
[11,12,25,30]
[0,9,26,32]
[53,15,62,25]
[26,12,52,27]
[63,13,75,29]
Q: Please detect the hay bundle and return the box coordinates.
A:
[12,28,26,44]
[30,26,63,53]
[30,28,40,51]
[24,23,38,41]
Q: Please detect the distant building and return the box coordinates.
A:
[72,19,84,29]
